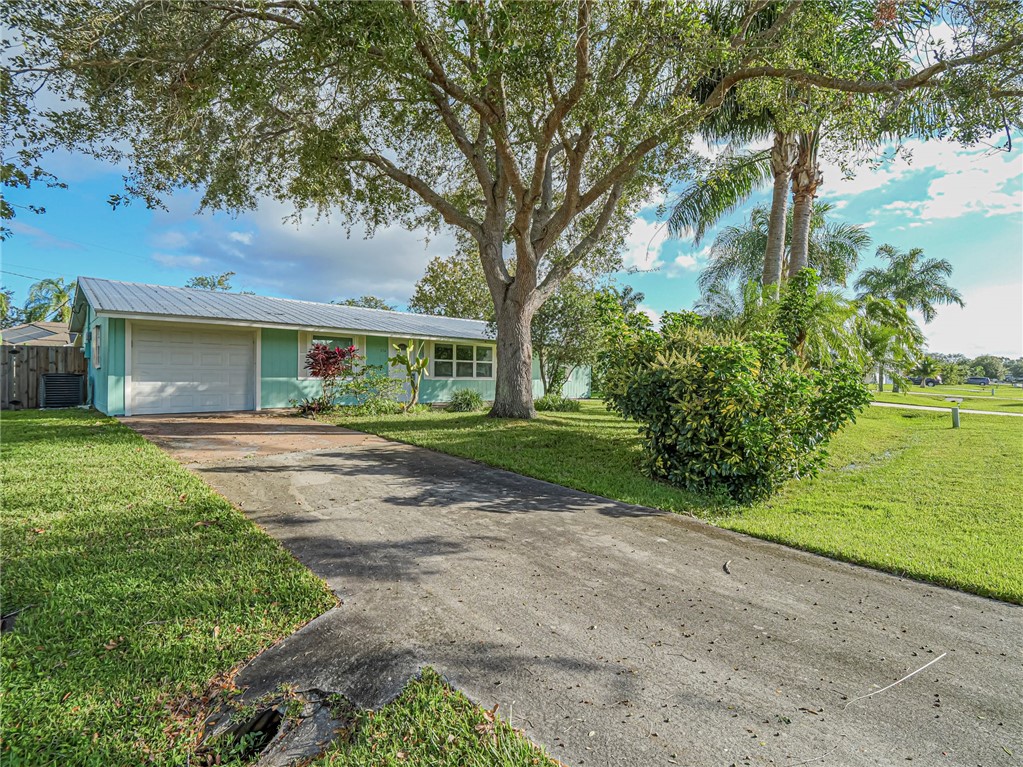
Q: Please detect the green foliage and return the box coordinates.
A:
[0,288,24,329]
[591,287,654,399]
[23,277,76,323]
[855,245,964,324]
[448,388,486,412]
[531,278,603,395]
[971,355,1007,380]
[534,394,582,412]
[333,295,396,310]
[185,271,235,291]
[388,342,429,410]
[605,281,871,503]
[408,252,492,321]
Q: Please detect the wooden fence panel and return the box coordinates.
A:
[0,346,87,410]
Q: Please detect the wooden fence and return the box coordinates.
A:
[0,345,87,410]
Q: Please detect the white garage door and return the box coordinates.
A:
[131,323,255,414]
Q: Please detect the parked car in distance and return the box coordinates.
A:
[909,376,942,387]
[965,376,991,385]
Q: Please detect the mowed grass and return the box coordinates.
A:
[874,384,1023,413]
[322,402,1023,603]
[312,668,557,767]
[0,410,336,766]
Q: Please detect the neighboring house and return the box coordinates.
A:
[69,277,589,416]
[1,321,77,346]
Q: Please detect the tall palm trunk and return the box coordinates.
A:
[788,129,822,277]
[762,130,797,293]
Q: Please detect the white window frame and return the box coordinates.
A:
[298,331,361,379]
[91,325,102,369]
[431,341,496,380]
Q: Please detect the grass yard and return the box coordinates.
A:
[310,669,555,767]
[0,410,557,767]
[874,383,1023,413]
[322,401,1023,603]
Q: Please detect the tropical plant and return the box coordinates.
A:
[0,288,23,329]
[855,296,924,392]
[12,2,1018,418]
[603,307,870,503]
[448,388,485,412]
[697,203,870,299]
[303,342,359,412]
[855,245,964,323]
[388,342,429,411]
[23,277,76,323]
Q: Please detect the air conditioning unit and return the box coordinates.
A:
[39,373,85,408]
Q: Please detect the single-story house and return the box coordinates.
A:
[69,276,590,416]
[1,321,78,346]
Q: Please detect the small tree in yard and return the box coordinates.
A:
[388,342,430,411]
[530,279,603,396]
[304,343,358,412]
[10,2,1020,419]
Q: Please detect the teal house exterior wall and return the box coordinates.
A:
[77,310,590,414]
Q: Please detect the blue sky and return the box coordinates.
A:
[3,136,1021,357]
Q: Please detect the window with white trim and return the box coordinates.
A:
[91,326,102,369]
[433,343,494,379]
[299,332,355,378]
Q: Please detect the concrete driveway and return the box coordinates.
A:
[125,414,1022,767]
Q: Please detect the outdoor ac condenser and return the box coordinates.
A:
[39,373,85,408]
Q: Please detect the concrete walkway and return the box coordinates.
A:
[871,401,1023,417]
[126,415,1022,767]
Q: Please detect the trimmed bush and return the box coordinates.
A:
[604,280,871,504]
[535,394,582,412]
[448,388,486,412]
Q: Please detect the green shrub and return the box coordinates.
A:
[535,394,582,412]
[448,388,486,412]
[604,276,871,503]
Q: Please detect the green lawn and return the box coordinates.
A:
[322,401,1023,603]
[874,383,1023,413]
[0,410,557,767]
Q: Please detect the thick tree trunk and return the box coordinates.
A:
[877,365,884,392]
[491,296,537,418]
[787,131,822,278]
[763,131,796,293]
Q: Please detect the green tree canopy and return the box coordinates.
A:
[333,295,396,311]
[185,272,235,291]
[408,252,492,321]
[23,277,76,323]
[855,245,964,324]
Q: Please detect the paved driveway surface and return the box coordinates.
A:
[126,414,1022,767]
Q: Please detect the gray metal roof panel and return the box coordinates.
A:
[76,277,491,341]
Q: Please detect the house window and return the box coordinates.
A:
[91,326,101,369]
[299,332,355,378]
[433,343,495,379]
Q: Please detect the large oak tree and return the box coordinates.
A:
[6,0,1022,416]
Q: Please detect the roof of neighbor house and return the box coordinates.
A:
[1,321,77,346]
[71,276,491,341]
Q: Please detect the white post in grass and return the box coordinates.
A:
[952,406,960,429]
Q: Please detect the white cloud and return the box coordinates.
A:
[622,217,667,271]
[915,281,1023,357]
[151,230,190,249]
[637,303,661,328]
[6,220,82,250]
[825,139,1022,224]
[665,244,711,277]
[152,253,208,269]
[228,231,254,245]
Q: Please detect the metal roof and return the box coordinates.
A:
[72,277,491,341]
[1,322,76,346]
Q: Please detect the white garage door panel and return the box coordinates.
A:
[131,324,255,414]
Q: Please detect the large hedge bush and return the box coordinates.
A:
[604,273,871,503]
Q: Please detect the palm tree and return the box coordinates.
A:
[697,202,870,298]
[23,277,76,323]
[787,127,824,277]
[855,295,924,392]
[855,245,964,323]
